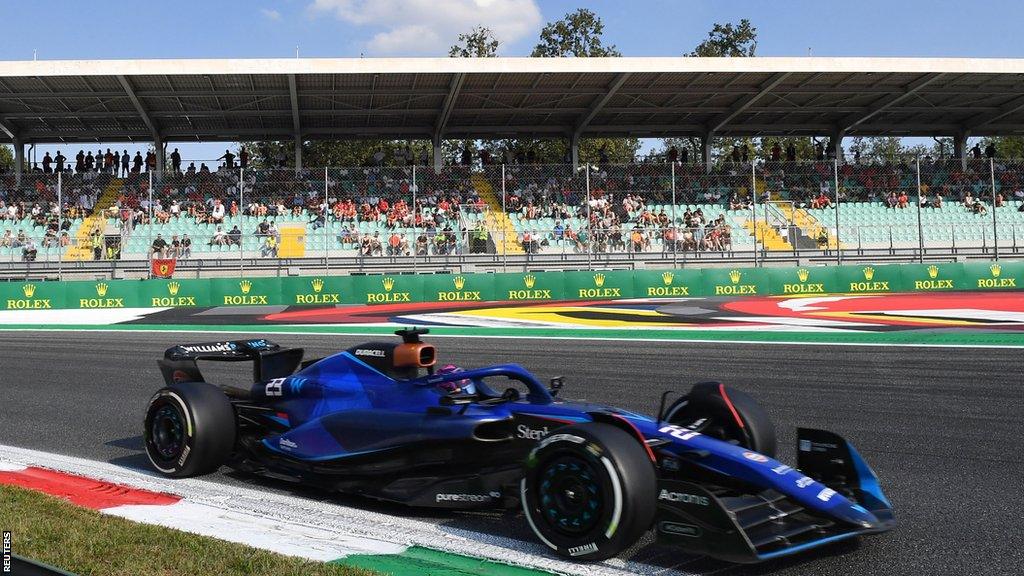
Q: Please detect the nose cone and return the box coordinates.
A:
[833,501,882,529]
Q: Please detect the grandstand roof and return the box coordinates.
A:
[2,56,1024,144]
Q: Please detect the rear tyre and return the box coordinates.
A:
[144,381,235,478]
[664,381,776,457]
[521,423,656,561]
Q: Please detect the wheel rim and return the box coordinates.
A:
[537,455,603,536]
[150,404,185,460]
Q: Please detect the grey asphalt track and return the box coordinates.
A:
[0,330,1021,575]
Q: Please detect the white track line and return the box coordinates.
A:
[0,325,1020,349]
[0,444,696,576]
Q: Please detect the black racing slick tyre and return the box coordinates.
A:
[665,381,776,457]
[144,381,235,478]
[521,423,656,561]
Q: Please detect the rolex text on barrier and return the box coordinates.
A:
[66,280,142,309]
[633,269,704,298]
[210,278,282,306]
[564,270,635,300]
[142,279,212,307]
[493,272,565,301]
[702,267,769,297]
[0,282,64,310]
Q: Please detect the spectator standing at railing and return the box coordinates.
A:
[239,147,249,170]
[85,151,95,172]
[75,150,85,173]
[180,234,192,258]
[112,150,120,174]
[985,142,996,159]
[104,149,114,174]
[170,149,181,173]
[771,142,781,162]
[54,151,66,173]
[121,150,130,177]
[150,233,168,258]
[132,151,143,174]
[219,149,236,170]
[971,144,982,159]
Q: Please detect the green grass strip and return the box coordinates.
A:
[1,323,1024,347]
[335,546,554,576]
[0,485,374,576]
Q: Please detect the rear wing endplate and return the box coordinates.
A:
[157,339,304,385]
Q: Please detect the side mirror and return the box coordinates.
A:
[549,376,565,396]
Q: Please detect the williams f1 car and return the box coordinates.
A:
[144,329,894,563]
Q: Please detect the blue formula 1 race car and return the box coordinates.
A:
[143,328,894,563]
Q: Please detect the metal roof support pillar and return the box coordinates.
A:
[294,136,302,172]
[13,138,24,186]
[831,129,845,163]
[701,132,713,174]
[432,135,443,172]
[954,130,969,170]
[154,135,165,179]
[570,132,580,171]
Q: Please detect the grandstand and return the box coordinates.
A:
[2,57,1024,277]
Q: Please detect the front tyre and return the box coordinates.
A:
[144,381,235,478]
[521,423,656,561]
[664,382,777,457]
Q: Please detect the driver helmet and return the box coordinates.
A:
[436,363,475,395]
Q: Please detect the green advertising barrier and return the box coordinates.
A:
[492,271,566,302]
[767,266,844,296]
[633,268,704,298]
[962,260,1023,290]
[353,274,425,304]
[280,275,359,306]
[0,280,65,310]
[210,277,283,306]
[65,279,144,309]
[896,263,968,292]
[421,273,497,303]
[703,266,770,297]
[563,270,635,300]
[836,264,901,294]
[3,260,1022,312]
[142,278,213,307]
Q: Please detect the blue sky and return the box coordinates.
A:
[2,0,1022,162]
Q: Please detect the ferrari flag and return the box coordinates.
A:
[152,258,176,278]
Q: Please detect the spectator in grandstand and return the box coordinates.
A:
[995,192,1005,208]
[667,146,678,163]
[219,149,236,170]
[971,144,982,159]
[932,192,943,209]
[85,151,95,172]
[146,151,157,172]
[210,199,226,224]
[985,142,996,159]
[227,225,242,246]
[42,153,53,174]
[21,237,37,261]
[105,149,114,173]
[239,147,249,169]
[209,226,228,246]
[132,151,143,173]
[261,234,278,257]
[121,150,130,176]
[786,142,797,162]
[90,228,103,260]
[186,162,196,176]
[180,234,192,258]
[54,151,66,173]
[170,149,181,172]
[75,150,85,173]
[150,233,168,258]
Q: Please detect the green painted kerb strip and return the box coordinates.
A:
[333,546,555,576]
[2,323,1024,347]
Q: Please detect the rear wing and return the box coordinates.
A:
[158,339,304,385]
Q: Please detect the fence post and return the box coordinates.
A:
[324,166,329,275]
[412,164,418,273]
[57,171,63,280]
[500,163,507,272]
[585,164,592,270]
[237,167,244,273]
[991,157,999,260]
[148,169,154,277]
[671,161,677,268]
[915,157,924,262]
[834,158,842,265]
[750,160,758,266]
